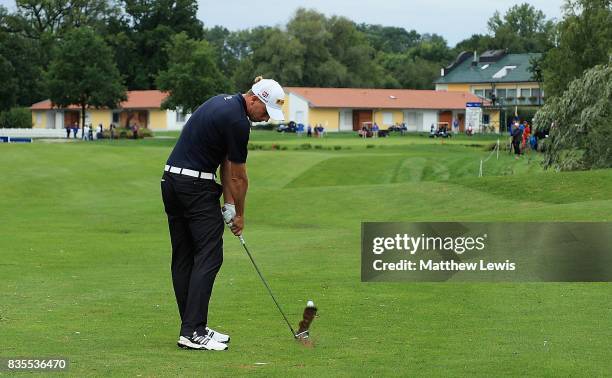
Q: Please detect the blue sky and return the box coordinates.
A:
[1,0,564,46]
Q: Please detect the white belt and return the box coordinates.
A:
[164,165,216,180]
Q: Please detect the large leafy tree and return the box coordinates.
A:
[120,0,204,89]
[47,27,126,131]
[356,24,420,54]
[487,3,555,53]
[156,32,230,113]
[1,1,122,107]
[533,64,611,170]
[0,53,18,111]
[542,0,612,98]
[5,0,119,38]
[452,3,555,55]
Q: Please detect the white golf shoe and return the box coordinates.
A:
[205,327,230,344]
[177,331,228,351]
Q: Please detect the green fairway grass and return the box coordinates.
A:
[1,132,610,376]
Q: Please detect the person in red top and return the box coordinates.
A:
[522,122,531,150]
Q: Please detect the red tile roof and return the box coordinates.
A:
[30,90,168,110]
[285,87,487,110]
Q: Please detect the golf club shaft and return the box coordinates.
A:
[238,235,296,337]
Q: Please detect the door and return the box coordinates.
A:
[458,113,465,132]
[439,111,452,127]
[352,110,373,131]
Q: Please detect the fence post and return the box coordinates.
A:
[496,138,499,160]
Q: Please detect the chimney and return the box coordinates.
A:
[471,51,478,66]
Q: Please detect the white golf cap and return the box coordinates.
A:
[251,78,285,121]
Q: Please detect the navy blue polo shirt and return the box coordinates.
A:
[167,94,250,173]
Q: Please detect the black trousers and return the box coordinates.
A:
[161,171,224,337]
[513,140,521,155]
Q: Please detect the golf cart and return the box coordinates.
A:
[277,121,297,133]
[429,122,452,138]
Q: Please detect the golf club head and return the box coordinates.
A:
[294,330,309,339]
[295,300,317,340]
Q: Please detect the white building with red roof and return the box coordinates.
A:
[283,87,491,132]
[30,90,190,130]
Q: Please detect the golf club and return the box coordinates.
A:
[237,234,296,337]
[235,234,317,340]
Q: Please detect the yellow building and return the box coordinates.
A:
[30,90,189,130]
[283,87,487,133]
[435,50,545,131]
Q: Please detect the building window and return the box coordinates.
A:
[507,89,516,99]
[496,89,506,98]
[176,111,186,123]
[531,88,541,98]
[112,112,120,123]
[520,88,531,98]
[382,112,393,125]
[36,113,42,125]
[484,89,492,99]
[474,89,484,98]
[483,114,490,124]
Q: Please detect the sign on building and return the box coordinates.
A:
[466,102,482,133]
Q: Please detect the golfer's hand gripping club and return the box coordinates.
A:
[221,204,243,236]
[222,203,235,224]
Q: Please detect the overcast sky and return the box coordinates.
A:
[0,0,564,46]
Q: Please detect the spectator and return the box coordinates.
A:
[511,122,523,159]
[317,124,325,138]
[72,123,78,139]
[110,123,116,139]
[452,118,459,134]
[96,123,103,139]
[83,124,90,141]
[297,123,304,136]
[466,124,473,136]
[66,126,71,139]
[372,122,379,138]
[522,122,531,150]
[529,134,538,151]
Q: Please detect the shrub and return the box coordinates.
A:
[366,144,375,148]
[100,127,151,139]
[299,143,312,150]
[0,108,32,128]
[314,145,323,149]
[251,123,275,131]
[333,145,342,150]
[137,128,154,138]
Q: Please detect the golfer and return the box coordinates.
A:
[161,77,285,350]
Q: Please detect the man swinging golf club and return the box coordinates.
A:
[161,76,285,350]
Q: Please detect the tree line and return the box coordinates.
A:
[0,0,609,117]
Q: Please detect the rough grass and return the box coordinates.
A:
[0,132,610,377]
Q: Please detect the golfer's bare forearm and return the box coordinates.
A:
[230,163,248,216]
[221,158,234,204]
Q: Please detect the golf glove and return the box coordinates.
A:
[221,203,236,225]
